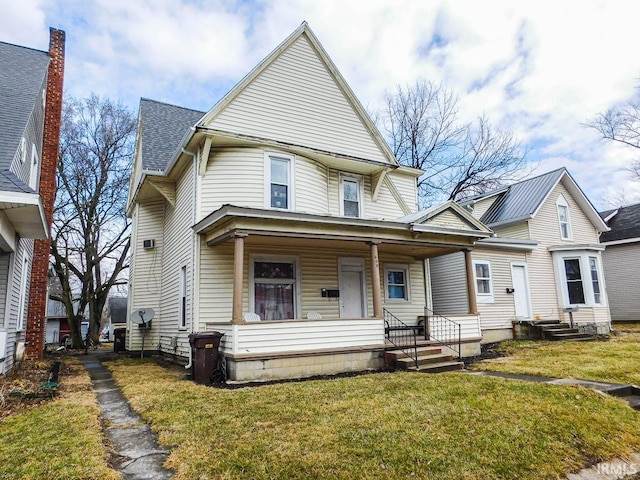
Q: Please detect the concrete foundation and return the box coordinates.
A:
[480,329,513,344]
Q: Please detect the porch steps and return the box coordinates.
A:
[536,320,596,341]
[386,346,464,373]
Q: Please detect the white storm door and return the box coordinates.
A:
[511,264,532,319]
[339,258,366,318]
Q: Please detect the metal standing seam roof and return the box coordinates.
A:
[478,168,566,226]
[139,98,205,171]
[0,41,50,192]
[599,202,640,242]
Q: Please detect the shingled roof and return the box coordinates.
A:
[600,203,640,243]
[139,98,205,171]
[0,41,50,191]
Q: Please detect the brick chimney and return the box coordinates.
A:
[24,28,65,359]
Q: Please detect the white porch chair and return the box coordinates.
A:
[244,313,261,322]
[306,311,322,320]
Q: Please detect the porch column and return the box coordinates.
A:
[369,241,383,318]
[464,248,478,315]
[232,234,247,324]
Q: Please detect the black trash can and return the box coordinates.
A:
[188,332,224,384]
[113,328,126,353]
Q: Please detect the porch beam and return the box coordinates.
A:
[232,234,247,324]
[369,241,383,318]
[464,248,478,315]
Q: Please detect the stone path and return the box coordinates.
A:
[80,354,173,480]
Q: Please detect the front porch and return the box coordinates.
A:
[193,205,490,381]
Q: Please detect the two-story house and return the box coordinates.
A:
[430,168,611,343]
[127,23,493,381]
[0,29,65,373]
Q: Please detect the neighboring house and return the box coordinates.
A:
[430,168,611,342]
[599,203,640,322]
[0,29,64,374]
[127,23,492,381]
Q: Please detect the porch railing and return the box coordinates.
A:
[423,307,461,359]
[383,308,419,369]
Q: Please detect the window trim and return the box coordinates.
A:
[339,173,364,218]
[249,254,301,320]
[556,195,572,240]
[179,264,187,330]
[29,144,39,190]
[19,137,26,163]
[383,263,411,302]
[264,152,295,211]
[473,260,494,304]
[552,251,606,307]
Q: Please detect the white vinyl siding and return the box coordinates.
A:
[208,34,389,164]
[294,157,329,214]
[493,222,530,240]
[16,253,29,331]
[602,242,640,321]
[429,252,469,315]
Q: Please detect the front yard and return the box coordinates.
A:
[471,322,640,385]
[106,359,640,480]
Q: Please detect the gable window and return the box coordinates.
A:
[384,264,410,301]
[265,153,294,210]
[340,174,362,218]
[473,261,494,303]
[564,258,585,304]
[19,137,26,163]
[179,265,187,329]
[556,195,572,240]
[589,257,601,304]
[251,258,299,320]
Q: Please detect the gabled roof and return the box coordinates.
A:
[397,200,492,236]
[138,98,205,171]
[464,168,608,232]
[600,203,640,243]
[0,41,49,176]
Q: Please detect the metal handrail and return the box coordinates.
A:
[423,306,462,359]
[383,308,420,369]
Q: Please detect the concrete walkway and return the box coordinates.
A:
[80,354,173,480]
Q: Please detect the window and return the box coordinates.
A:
[563,258,585,304]
[17,254,29,331]
[179,265,187,329]
[265,153,294,210]
[556,195,572,240]
[252,259,298,320]
[384,264,410,301]
[29,144,39,190]
[19,137,26,163]
[340,174,362,217]
[589,257,601,304]
[473,261,494,303]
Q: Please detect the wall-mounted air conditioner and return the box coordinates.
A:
[143,239,155,250]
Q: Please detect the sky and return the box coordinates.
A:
[2,0,640,210]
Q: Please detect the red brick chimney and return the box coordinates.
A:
[24,28,65,360]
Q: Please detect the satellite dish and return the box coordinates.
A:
[131,308,155,325]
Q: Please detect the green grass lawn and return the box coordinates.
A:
[107,360,640,480]
[471,322,640,385]
[0,357,120,480]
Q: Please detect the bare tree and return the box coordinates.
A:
[380,80,529,205]
[587,98,640,179]
[50,94,135,348]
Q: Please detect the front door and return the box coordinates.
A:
[339,257,366,318]
[511,264,532,319]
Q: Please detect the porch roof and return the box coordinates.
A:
[193,204,491,257]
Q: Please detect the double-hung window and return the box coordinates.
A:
[384,264,410,301]
[563,258,585,304]
[340,174,362,217]
[589,257,601,304]
[252,260,298,320]
[266,153,294,210]
[473,261,494,303]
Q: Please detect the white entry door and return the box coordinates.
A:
[511,264,532,319]
[339,258,366,318]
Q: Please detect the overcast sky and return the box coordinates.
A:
[3,0,640,209]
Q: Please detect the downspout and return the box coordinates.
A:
[182,148,197,369]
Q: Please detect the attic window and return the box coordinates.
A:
[340,174,363,218]
[19,137,26,163]
[556,195,572,240]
